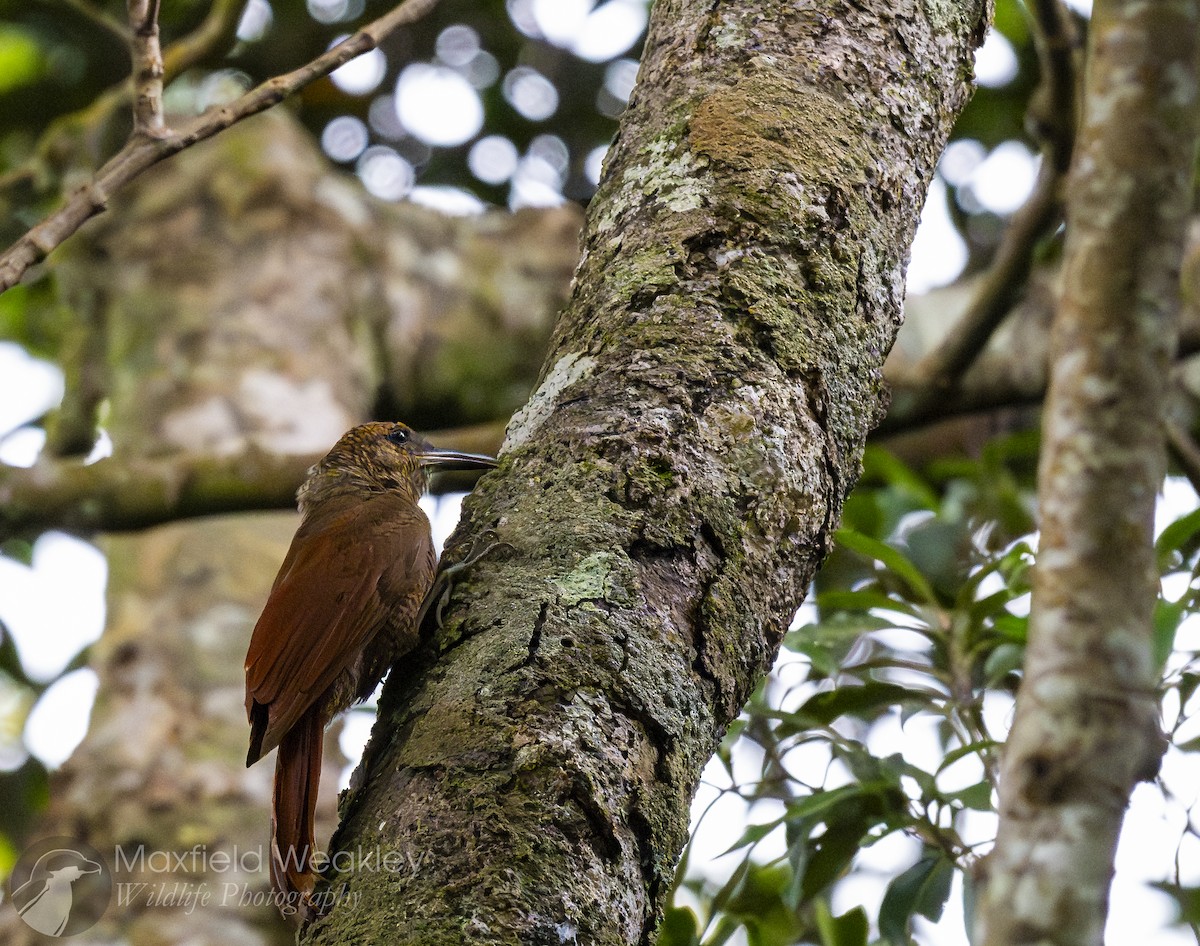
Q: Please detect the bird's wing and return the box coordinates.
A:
[244,491,435,762]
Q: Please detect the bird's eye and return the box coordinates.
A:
[387,427,409,445]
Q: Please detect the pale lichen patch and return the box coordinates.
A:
[554,551,624,605]
[504,353,598,452]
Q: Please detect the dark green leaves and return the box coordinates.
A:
[879,851,956,945]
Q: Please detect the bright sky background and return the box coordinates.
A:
[6,3,1200,943]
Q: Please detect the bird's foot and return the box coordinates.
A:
[418,532,513,635]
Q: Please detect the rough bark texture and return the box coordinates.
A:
[307,2,987,943]
[975,2,1200,944]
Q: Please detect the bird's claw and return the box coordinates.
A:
[418,533,512,635]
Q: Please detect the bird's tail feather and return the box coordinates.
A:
[270,709,323,921]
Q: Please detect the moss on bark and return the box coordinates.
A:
[309,1,989,944]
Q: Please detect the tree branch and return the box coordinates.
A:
[1166,415,1200,497]
[975,0,1200,942]
[0,0,440,294]
[127,0,167,137]
[0,449,310,537]
[0,423,502,539]
[0,0,247,198]
[893,0,1078,424]
[884,246,1200,435]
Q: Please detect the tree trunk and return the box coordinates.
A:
[975,2,1200,943]
[307,2,988,944]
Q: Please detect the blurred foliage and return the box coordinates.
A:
[0,0,644,235]
[0,616,52,859]
[660,437,1039,946]
[0,0,1043,234]
[0,0,1050,348]
[662,435,1200,946]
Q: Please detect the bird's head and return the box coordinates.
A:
[299,422,497,511]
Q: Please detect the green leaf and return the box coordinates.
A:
[815,588,925,620]
[782,785,865,823]
[785,639,843,677]
[1156,507,1200,567]
[1174,734,1200,753]
[658,906,701,946]
[836,529,939,604]
[700,915,743,946]
[945,780,994,812]
[967,588,1020,624]
[719,818,783,856]
[905,518,970,599]
[1154,596,1189,671]
[862,447,940,509]
[989,612,1028,643]
[879,852,956,945]
[705,859,752,930]
[982,643,1024,685]
[794,682,930,726]
[0,538,34,566]
[935,739,1000,774]
[1179,672,1200,711]
[800,818,869,900]
[1154,882,1200,923]
[961,865,979,944]
[814,900,869,946]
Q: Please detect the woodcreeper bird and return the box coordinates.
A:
[244,421,496,917]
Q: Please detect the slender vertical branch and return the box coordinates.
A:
[975,2,1200,944]
[127,0,167,137]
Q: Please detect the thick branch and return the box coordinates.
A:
[884,225,1200,436]
[0,423,503,539]
[0,448,311,536]
[976,2,1200,944]
[304,1,988,943]
[0,0,440,293]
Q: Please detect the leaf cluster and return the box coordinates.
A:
[662,437,1041,946]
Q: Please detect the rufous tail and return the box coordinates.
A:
[270,709,323,921]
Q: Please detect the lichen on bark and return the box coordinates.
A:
[308,2,989,944]
[975,2,1200,944]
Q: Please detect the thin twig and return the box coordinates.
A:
[897,0,1079,422]
[44,0,131,45]
[128,0,167,137]
[0,0,441,294]
[0,0,247,197]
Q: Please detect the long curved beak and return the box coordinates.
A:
[418,449,498,470]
